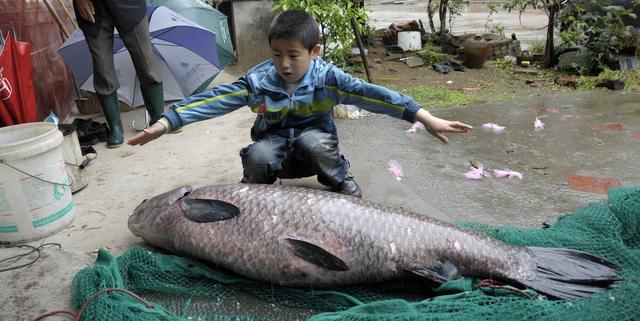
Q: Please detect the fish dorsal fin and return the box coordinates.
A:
[284,238,349,271]
[407,261,460,284]
[181,198,240,223]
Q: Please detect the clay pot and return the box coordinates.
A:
[463,36,490,68]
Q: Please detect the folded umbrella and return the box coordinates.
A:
[0,32,38,127]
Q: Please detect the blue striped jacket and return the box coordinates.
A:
[162,58,423,140]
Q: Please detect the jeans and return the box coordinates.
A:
[240,129,349,187]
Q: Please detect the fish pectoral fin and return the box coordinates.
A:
[407,261,460,284]
[284,238,349,271]
[181,198,240,223]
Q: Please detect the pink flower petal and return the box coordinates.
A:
[406,122,425,134]
[452,240,462,251]
[534,117,545,131]
[562,114,582,121]
[387,160,403,180]
[482,123,506,133]
[494,169,523,179]
[464,167,486,180]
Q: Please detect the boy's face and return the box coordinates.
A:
[270,38,321,84]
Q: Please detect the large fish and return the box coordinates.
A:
[128,184,620,299]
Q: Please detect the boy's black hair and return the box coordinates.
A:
[268,10,320,52]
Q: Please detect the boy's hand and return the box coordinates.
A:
[416,109,472,144]
[75,0,96,23]
[127,122,167,146]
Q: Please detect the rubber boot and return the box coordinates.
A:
[140,83,164,125]
[97,93,124,148]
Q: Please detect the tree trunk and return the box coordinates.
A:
[543,5,558,68]
[438,0,448,35]
[427,0,436,33]
[320,22,327,59]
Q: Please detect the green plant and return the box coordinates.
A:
[382,83,510,108]
[529,40,545,54]
[573,68,640,90]
[446,0,470,31]
[343,62,365,74]
[575,75,598,89]
[489,24,506,36]
[273,0,369,65]
[558,1,637,71]
[598,68,640,86]
[400,85,475,107]
[484,1,505,36]
[489,57,515,72]
[416,44,449,65]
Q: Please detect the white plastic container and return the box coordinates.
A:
[0,122,75,243]
[60,125,89,193]
[397,31,422,51]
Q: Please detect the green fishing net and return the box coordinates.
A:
[71,187,640,321]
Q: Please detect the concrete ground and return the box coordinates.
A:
[2,4,639,321]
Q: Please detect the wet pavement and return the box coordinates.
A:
[339,90,640,227]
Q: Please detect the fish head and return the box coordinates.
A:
[128,185,193,241]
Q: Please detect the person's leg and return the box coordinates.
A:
[239,135,288,184]
[120,17,164,124]
[292,129,362,197]
[84,11,123,148]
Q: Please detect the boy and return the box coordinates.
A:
[128,9,472,198]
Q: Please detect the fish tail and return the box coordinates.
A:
[518,247,621,299]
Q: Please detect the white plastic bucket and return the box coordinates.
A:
[397,31,421,51]
[60,125,89,193]
[0,122,75,244]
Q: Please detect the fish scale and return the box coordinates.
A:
[131,184,533,284]
[129,184,620,299]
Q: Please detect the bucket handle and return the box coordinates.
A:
[0,160,72,187]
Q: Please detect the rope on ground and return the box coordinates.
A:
[29,288,155,321]
[475,279,534,300]
[0,243,61,272]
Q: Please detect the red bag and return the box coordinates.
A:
[0,33,37,127]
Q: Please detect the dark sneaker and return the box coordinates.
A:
[333,176,362,198]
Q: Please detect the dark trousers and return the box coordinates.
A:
[84,13,161,95]
[240,129,349,187]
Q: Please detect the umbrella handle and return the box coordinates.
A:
[131,110,150,131]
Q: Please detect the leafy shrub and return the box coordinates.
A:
[273,0,369,66]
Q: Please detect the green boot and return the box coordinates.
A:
[140,83,164,125]
[97,93,124,148]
